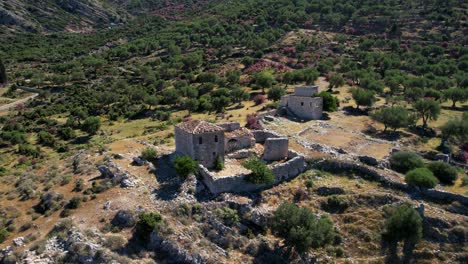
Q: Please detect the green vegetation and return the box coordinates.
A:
[427,162,458,185]
[174,155,198,177]
[351,88,376,110]
[413,100,441,129]
[405,168,438,188]
[243,157,274,185]
[214,156,225,172]
[136,212,162,241]
[81,117,101,135]
[441,113,468,145]
[382,204,422,263]
[389,152,424,174]
[0,228,8,243]
[270,202,335,253]
[140,147,158,162]
[315,91,339,112]
[371,106,414,132]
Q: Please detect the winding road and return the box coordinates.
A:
[0,86,40,112]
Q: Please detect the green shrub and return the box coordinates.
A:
[270,202,335,253]
[389,152,424,173]
[140,147,158,161]
[18,144,41,158]
[427,162,458,185]
[315,91,339,112]
[66,197,82,209]
[81,116,101,135]
[215,207,240,226]
[305,179,314,189]
[136,212,162,241]
[174,155,198,177]
[58,126,76,140]
[462,175,468,187]
[37,131,56,147]
[243,157,274,185]
[323,195,350,213]
[405,168,438,188]
[214,156,224,171]
[0,228,8,243]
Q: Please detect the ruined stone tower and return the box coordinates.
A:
[279,85,323,121]
[174,120,225,168]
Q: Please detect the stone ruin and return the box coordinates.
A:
[174,120,308,194]
[278,85,323,121]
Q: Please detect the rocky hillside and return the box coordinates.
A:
[0,0,128,33]
[0,0,217,33]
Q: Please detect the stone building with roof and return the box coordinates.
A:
[279,85,323,121]
[175,120,225,168]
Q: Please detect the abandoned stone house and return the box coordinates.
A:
[279,85,323,120]
[174,120,255,168]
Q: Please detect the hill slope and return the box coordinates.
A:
[0,0,131,33]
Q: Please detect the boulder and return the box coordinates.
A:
[132,157,147,166]
[111,210,137,228]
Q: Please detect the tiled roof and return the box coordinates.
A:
[176,120,224,134]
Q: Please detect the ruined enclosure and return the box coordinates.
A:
[174,120,307,194]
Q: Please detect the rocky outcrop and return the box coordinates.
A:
[98,161,137,188]
[111,210,137,228]
[149,231,205,264]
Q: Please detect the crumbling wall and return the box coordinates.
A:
[199,151,307,194]
[294,85,319,97]
[263,137,289,161]
[251,130,283,143]
[174,127,194,157]
[314,159,468,206]
[217,122,241,132]
[225,128,255,153]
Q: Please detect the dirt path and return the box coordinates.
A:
[0,93,38,112]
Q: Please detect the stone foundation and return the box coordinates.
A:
[199,151,307,194]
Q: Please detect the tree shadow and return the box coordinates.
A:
[71,135,91,144]
[441,105,468,112]
[367,130,413,142]
[253,244,289,264]
[151,153,184,201]
[342,106,368,116]
[408,126,436,138]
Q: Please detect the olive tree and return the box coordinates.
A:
[413,100,440,128]
[382,204,422,263]
[371,106,414,132]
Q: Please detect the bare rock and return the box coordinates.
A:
[111,210,137,228]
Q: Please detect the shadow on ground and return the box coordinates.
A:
[152,153,183,201]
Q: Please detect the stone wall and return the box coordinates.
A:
[263,138,288,161]
[286,96,323,120]
[314,159,468,206]
[174,127,194,157]
[199,151,307,194]
[251,129,283,143]
[294,86,319,97]
[225,128,255,153]
[191,131,225,168]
